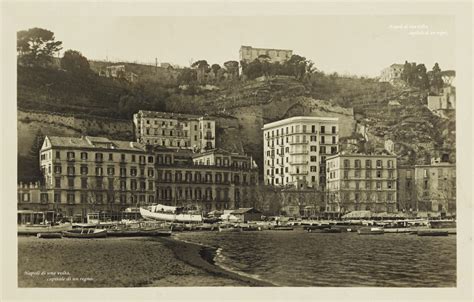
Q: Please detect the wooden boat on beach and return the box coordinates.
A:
[62,228,107,239]
[18,224,72,236]
[417,230,449,237]
[218,225,242,232]
[37,232,62,239]
[357,227,384,235]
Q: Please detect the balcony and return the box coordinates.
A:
[290,171,308,175]
[289,141,308,145]
[289,161,308,165]
[290,150,308,155]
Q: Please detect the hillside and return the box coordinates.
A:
[17,65,455,182]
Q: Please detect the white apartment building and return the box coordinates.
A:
[262,116,339,189]
[133,110,215,152]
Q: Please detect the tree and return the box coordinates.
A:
[429,63,444,93]
[60,50,90,75]
[17,27,62,67]
[415,64,429,90]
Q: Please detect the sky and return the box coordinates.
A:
[14,15,455,77]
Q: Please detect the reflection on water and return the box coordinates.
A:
[176,230,456,287]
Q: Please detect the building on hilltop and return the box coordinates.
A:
[262,116,339,190]
[239,46,293,64]
[379,63,404,84]
[326,153,398,217]
[133,110,215,152]
[100,65,138,83]
[427,86,456,118]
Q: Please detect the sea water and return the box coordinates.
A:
[175,229,456,287]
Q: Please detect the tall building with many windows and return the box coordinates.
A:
[262,116,339,189]
[39,136,156,218]
[326,153,398,215]
[133,110,215,151]
[153,148,259,212]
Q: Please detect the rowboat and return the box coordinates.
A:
[417,230,449,237]
[18,224,73,236]
[357,227,384,235]
[62,228,107,239]
[218,225,242,232]
[37,232,62,239]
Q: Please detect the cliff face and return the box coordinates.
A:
[17,65,454,182]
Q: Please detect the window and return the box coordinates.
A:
[148,168,154,177]
[320,146,326,154]
[131,180,137,191]
[68,177,74,188]
[365,181,370,189]
[148,156,154,163]
[332,126,336,134]
[95,167,103,176]
[310,156,317,162]
[107,167,115,176]
[54,165,62,174]
[423,180,428,190]
[366,171,371,178]
[121,154,126,162]
[376,160,382,168]
[95,153,103,162]
[132,155,136,162]
[310,166,317,172]
[130,167,137,176]
[355,170,361,178]
[355,160,361,168]
[343,171,349,179]
[55,177,61,188]
[108,179,114,190]
[376,170,382,178]
[321,136,325,144]
[365,160,372,168]
[80,166,88,175]
[81,178,88,189]
[376,182,382,190]
[388,170,394,179]
[387,181,393,189]
[344,159,350,168]
[321,126,325,133]
[108,153,113,161]
[332,136,336,144]
[310,136,317,142]
[387,160,393,168]
[310,146,317,152]
[67,193,75,203]
[56,151,61,159]
[81,152,88,160]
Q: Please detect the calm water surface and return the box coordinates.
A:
[175,230,456,287]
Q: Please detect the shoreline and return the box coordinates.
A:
[158,236,274,287]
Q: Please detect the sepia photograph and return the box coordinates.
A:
[1,1,472,301]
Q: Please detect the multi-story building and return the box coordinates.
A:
[326,153,398,215]
[414,159,456,216]
[427,86,456,117]
[133,110,215,151]
[262,116,339,189]
[154,148,259,212]
[239,46,293,64]
[396,165,416,212]
[39,136,156,218]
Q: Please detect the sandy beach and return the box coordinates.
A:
[18,235,271,287]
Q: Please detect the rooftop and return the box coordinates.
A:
[44,136,147,152]
[135,110,213,121]
[262,116,339,130]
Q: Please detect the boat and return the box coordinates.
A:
[37,232,62,239]
[417,230,449,237]
[357,227,384,235]
[429,220,456,229]
[273,225,294,231]
[140,204,203,223]
[62,228,107,239]
[218,225,242,232]
[106,228,172,237]
[18,223,73,236]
